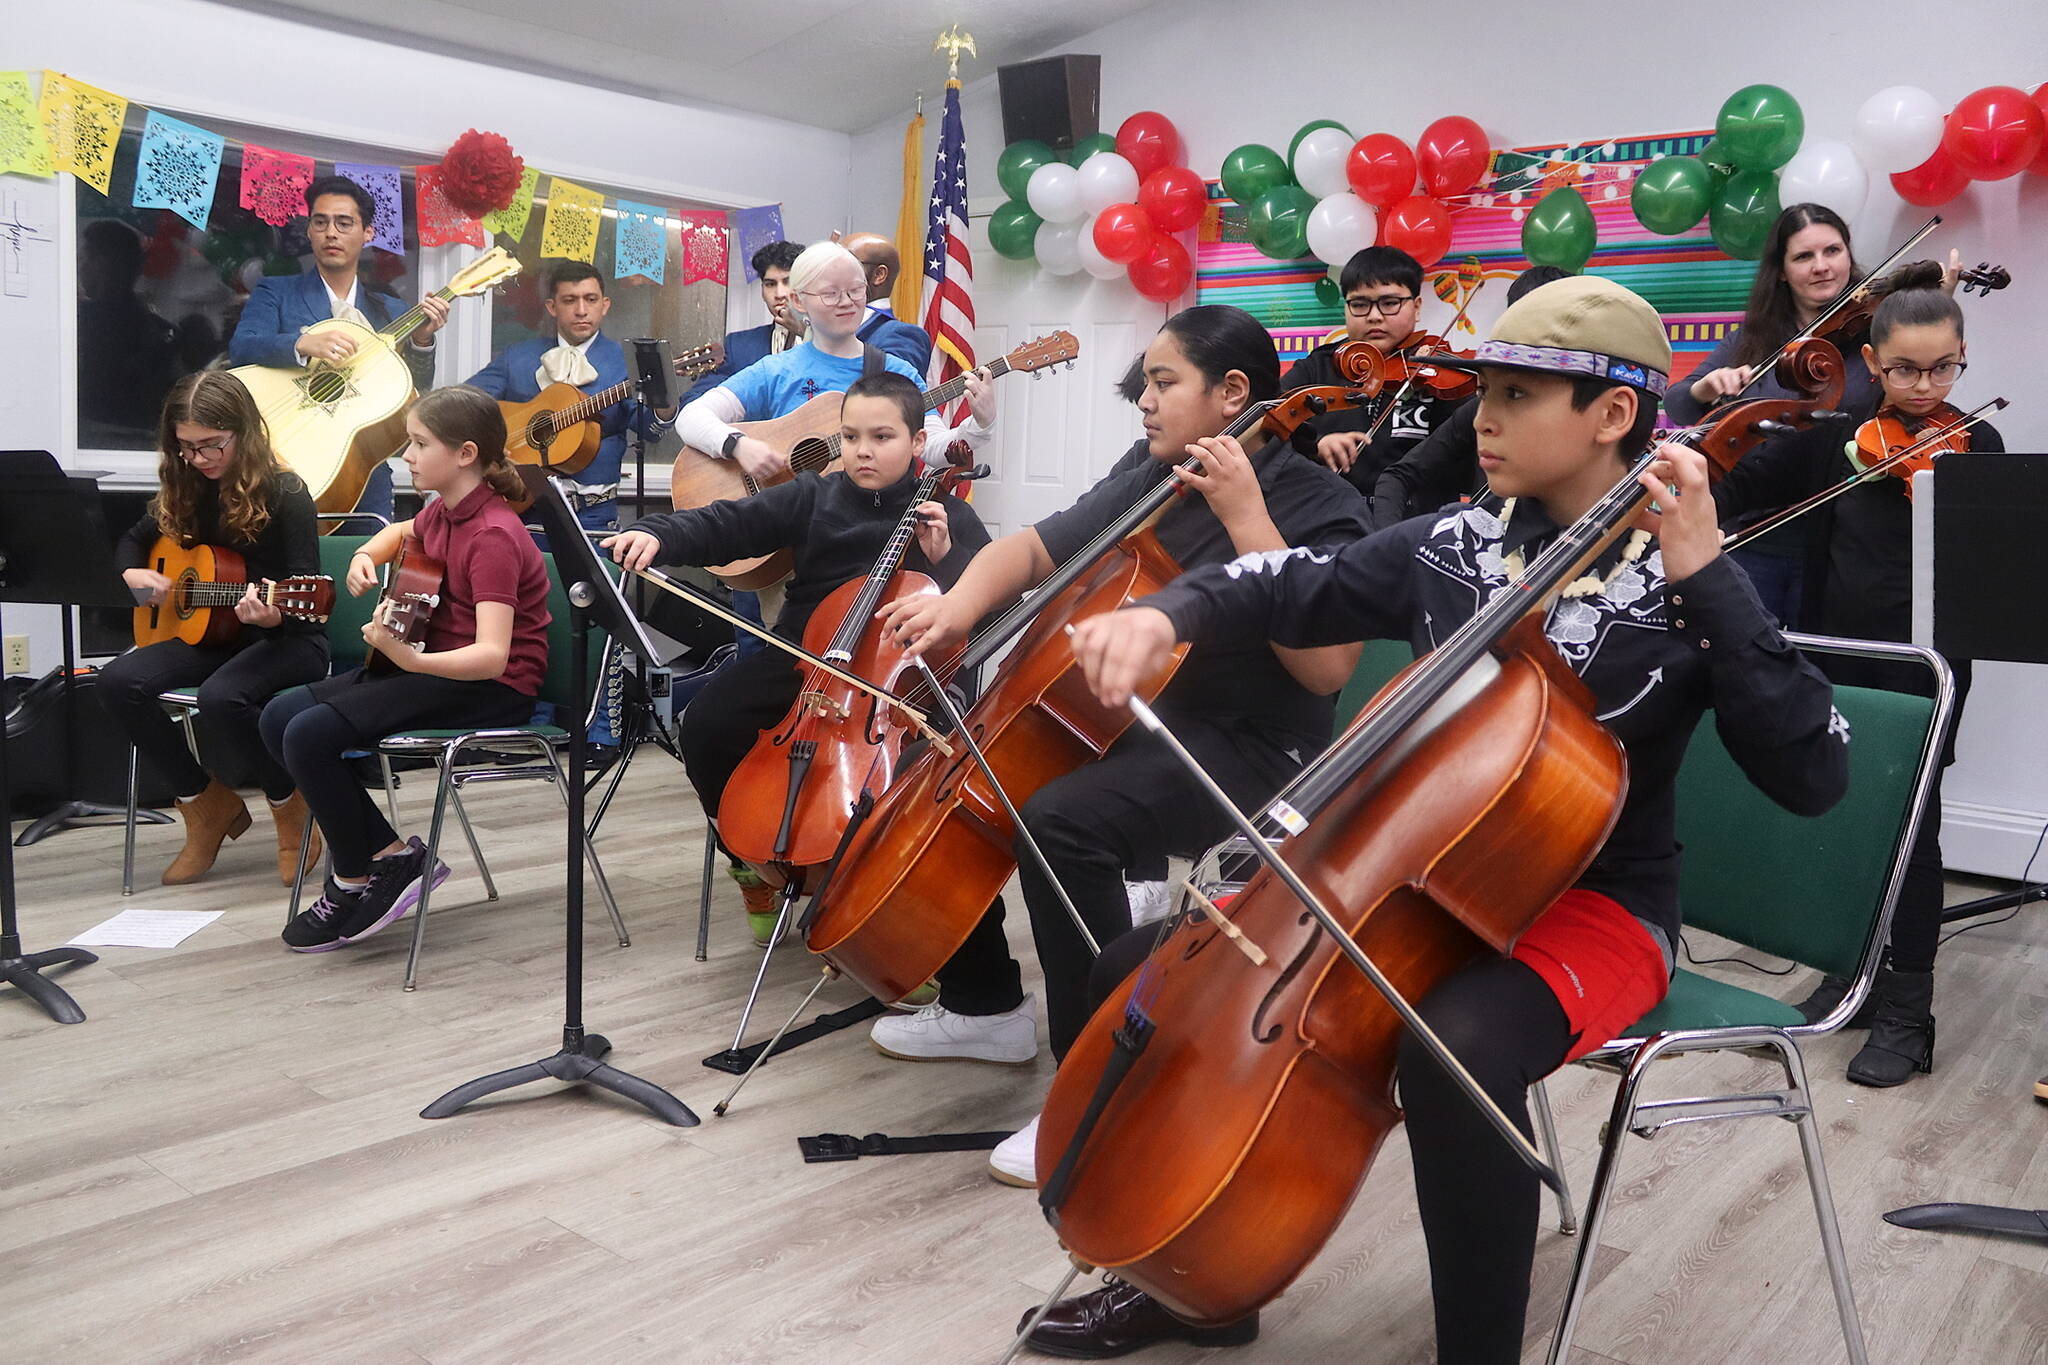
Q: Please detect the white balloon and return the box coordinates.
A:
[1026,163,1084,224]
[1073,152,1140,217]
[1074,215,1127,280]
[1853,86,1945,173]
[1292,127,1355,200]
[1035,218,1084,275]
[1778,138,1869,217]
[1305,192,1378,267]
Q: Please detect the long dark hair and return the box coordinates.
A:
[410,385,524,502]
[1732,203,1860,368]
[153,372,286,546]
[1157,304,1281,401]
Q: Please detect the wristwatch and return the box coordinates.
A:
[721,431,743,459]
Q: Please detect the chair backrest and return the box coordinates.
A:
[1333,638,1415,735]
[535,553,607,714]
[316,535,380,672]
[1674,635,1949,979]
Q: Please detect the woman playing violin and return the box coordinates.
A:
[871,305,1374,1182]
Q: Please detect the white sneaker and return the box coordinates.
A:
[869,994,1039,1064]
[989,1114,1040,1187]
[1126,879,1176,927]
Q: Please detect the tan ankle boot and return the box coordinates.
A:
[270,791,322,885]
[163,779,251,885]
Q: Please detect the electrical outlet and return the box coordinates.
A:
[3,634,28,676]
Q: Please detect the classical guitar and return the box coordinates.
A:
[669,331,1080,589]
[364,534,446,675]
[132,537,336,648]
[501,343,720,475]
[230,248,523,518]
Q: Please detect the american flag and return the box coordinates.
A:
[920,79,974,415]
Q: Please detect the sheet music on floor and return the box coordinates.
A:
[68,909,224,949]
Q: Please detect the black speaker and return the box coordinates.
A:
[997,54,1100,151]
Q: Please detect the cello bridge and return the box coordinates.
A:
[796,690,849,720]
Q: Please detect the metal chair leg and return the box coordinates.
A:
[377,751,401,828]
[1772,1035,1870,1365]
[1545,1044,1657,1365]
[401,753,457,992]
[1529,1078,1578,1236]
[286,813,315,927]
[448,782,498,901]
[123,744,139,897]
[695,821,716,963]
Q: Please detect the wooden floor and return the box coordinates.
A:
[5,752,2046,1365]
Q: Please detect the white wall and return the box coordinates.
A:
[848,0,2048,879]
[5,0,857,672]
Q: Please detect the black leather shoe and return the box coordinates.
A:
[1020,1277,1259,1359]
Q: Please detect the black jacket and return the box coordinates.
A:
[1281,340,1462,508]
[117,473,322,636]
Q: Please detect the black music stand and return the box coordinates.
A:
[1918,455,2048,923]
[420,467,696,1124]
[0,452,137,1022]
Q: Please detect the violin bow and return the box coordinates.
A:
[625,565,953,755]
[1723,396,2008,553]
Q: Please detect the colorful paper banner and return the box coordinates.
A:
[540,176,604,262]
[414,164,485,247]
[481,164,538,240]
[675,209,730,284]
[132,111,223,229]
[335,161,404,256]
[733,203,786,279]
[613,198,667,283]
[0,71,53,178]
[240,143,314,226]
[38,71,126,196]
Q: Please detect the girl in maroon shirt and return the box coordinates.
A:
[262,385,551,952]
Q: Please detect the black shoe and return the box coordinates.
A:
[333,839,432,943]
[1020,1277,1259,1359]
[282,879,364,952]
[1795,972,1876,1028]
[1847,967,1935,1087]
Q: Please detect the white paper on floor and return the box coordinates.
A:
[68,909,225,949]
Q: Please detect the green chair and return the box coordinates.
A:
[1536,633,1952,1365]
[1332,637,1413,733]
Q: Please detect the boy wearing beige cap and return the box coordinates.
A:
[1030,277,1849,1363]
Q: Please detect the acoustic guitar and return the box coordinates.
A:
[229,248,523,518]
[668,331,1080,589]
[364,534,445,675]
[501,343,720,474]
[132,537,336,648]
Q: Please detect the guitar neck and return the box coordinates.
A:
[923,356,1014,412]
[554,379,636,431]
[378,284,459,347]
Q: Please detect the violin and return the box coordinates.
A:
[1807,260,2011,351]
[804,346,1386,1005]
[719,461,981,876]
[1382,333,1478,401]
[1025,349,1850,1328]
[1850,402,1972,498]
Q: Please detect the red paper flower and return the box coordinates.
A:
[438,129,525,219]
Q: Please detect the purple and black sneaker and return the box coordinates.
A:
[282,879,364,952]
[337,837,450,944]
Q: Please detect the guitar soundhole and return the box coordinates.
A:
[792,436,835,473]
[527,418,552,451]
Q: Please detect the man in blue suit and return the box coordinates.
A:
[228,176,447,524]
[681,239,805,405]
[466,259,676,536]
[844,232,934,375]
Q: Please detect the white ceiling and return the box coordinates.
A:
[217,0,1153,132]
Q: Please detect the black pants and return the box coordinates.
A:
[99,632,329,802]
[1085,926,1574,1364]
[260,668,532,877]
[676,646,803,827]
[937,712,1306,1057]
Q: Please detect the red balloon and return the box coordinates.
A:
[1128,234,1193,302]
[1379,195,1453,267]
[1116,111,1184,183]
[1943,84,2046,180]
[2031,84,2048,176]
[1092,203,1156,265]
[1892,138,1971,207]
[1416,115,1491,198]
[1138,165,1207,233]
[1346,133,1418,207]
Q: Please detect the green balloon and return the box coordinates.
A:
[1314,276,1343,308]
[1631,156,1713,235]
[1288,118,1351,165]
[997,140,1060,201]
[1710,169,1782,260]
[1715,83,1804,171]
[1522,186,1597,270]
[1698,138,1737,187]
[1070,132,1117,164]
[1247,184,1317,260]
[988,199,1044,261]
[1220,143,1292,206]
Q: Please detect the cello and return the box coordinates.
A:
[1017,339,1850,1332]
[803,343,1386,1005]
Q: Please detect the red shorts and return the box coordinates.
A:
[1512,889,1670,1063]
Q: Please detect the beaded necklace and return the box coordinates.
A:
[1495,497,1654,601]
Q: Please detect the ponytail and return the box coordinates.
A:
[409,385,524,503]
[1870,261,1964,348]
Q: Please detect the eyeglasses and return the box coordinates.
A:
[1344,293,1417,317]
[1880,360,1967,385]
[176,435,235,460]
[798,286,866,306]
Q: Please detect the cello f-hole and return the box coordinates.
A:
[1250,911,1322,1045]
